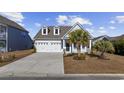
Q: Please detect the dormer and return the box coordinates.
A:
[42,26,48,35]
[54,26,60,35]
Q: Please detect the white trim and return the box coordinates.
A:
[63,39,66,49]
[0,23,8,52]
[5,26,8,52]
[54,26,60,35]
[42,27,48,35]
[62,22,93,39]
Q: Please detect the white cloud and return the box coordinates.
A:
[35,23,41,27]
[110,20,115,24]
[99,26,104,30]
[98,30,107,34]
[56,15,92,25]
[110,16,124,24]
[98,26,107,34]
[0,12,25,26]
[115,16,124,23]
[86,28,94,33]
[56,15,68,25]
[109,26,116,30]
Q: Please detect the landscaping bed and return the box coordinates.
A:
[0,49,34,67]
[64,53,124,74]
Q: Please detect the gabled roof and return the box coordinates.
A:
[34,23,93,40]
[62,22,93,39]
[93,35,110,41]
[0,15,28,32]
[34,26,72,40]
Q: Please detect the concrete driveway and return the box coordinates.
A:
[0,53,64,76]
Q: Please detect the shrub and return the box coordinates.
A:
[73,54,86,60]
[0,53,15,62]
[93,40,115,58]
[112,38,124,55]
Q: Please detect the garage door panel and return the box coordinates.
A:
[35,40,62,52]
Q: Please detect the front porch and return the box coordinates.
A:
[62,39,92,54]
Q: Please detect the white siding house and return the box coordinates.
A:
[34,23,93,53]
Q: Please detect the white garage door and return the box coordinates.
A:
[35,40,62,52]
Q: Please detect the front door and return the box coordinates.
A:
[66,42,70,51]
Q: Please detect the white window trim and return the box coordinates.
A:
[0,23,8,52]
[54,27,60,35]
[42,27,48,35]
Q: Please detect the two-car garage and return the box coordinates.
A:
[34,40,62,52]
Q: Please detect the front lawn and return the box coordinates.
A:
[0,49,34,67]
[64,53,124,74]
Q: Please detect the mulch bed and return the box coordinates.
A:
[64,54,124,74]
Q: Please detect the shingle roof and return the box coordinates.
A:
[0,15,27,32]
[93,35,110,41]
[34,26,72,40]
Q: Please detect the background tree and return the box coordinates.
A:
[112,38,124,55]
[69,29,89,57]
[93,40,115,57]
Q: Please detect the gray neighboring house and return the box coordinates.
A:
[34,23,93,53]
[92,35,110,45]
[0,15,33,52]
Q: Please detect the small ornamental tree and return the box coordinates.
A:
[93,40,115,57]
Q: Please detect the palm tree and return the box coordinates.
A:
[93,40,115,57]
[69,29,89,57]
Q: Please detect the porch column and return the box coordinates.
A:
[88,39,92,54]
[80,45,82,53]
[63,39,66,49]
[69,44,72,53]
[72,43,74,53]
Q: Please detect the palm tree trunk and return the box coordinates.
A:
[77,45,81,57]
[100,50,105,57]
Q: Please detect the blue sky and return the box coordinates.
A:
[0,12,124,38]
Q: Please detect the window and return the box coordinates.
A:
[55,29,58,34]
[0,25,6,33]
[54,27,60,35]
[43,29,46,34]
[0,41,6,48]
[42,27,48,35]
